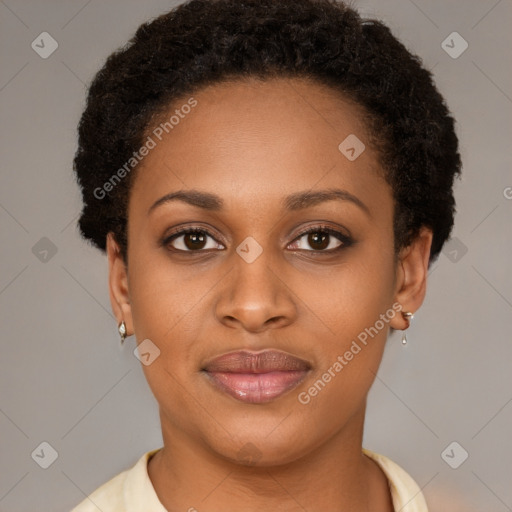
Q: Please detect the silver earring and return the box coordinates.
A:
[401,312,414,345]
[118,321,127,345]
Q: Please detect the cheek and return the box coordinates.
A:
[297,243,397,405]
[303,242,396,341]
[127,254,209,424]
[128,241,202,334]
[127,249,222,382]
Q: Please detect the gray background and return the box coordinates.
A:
[0,0,511,510]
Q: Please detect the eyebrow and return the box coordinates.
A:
[284,188,370,215]
[148,188,370,216]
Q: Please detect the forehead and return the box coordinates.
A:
[130,77,388,215]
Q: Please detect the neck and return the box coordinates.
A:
[148,405,394,512]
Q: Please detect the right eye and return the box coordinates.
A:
[163,227,225,252]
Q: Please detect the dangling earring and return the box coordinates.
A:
[401,311,414,345]
[118,321,127,345]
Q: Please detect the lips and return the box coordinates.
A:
[202,350,311,404]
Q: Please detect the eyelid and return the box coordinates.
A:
[292,223,351,240]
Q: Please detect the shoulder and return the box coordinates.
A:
[363,448,429,512]
[70,468,129,512]
[70,449,163,512]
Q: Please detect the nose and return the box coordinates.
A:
[214,249,298,333]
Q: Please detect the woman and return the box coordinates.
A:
[71,0,461,510]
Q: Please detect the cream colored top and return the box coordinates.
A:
[71,448,428,511]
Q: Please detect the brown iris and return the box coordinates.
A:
[308,231,329,250]
[184,232,207,250]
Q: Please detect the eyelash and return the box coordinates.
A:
[162,225,354,254]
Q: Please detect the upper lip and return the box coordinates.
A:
[202,350,311,373]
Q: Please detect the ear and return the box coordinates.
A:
[390,227,433,330]
[106,232,133,337]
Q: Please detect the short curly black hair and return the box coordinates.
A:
[74,0,461,264]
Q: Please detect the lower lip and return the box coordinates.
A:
[204,370,309,403]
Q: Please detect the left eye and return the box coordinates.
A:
[288,228,348,252]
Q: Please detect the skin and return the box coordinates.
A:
[107,77,432,512]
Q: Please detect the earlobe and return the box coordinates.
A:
[106,232,133,337]
[390,227,433,330]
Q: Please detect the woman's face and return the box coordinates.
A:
[108,77,430,465]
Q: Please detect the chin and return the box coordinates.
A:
[203,418,318,469]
